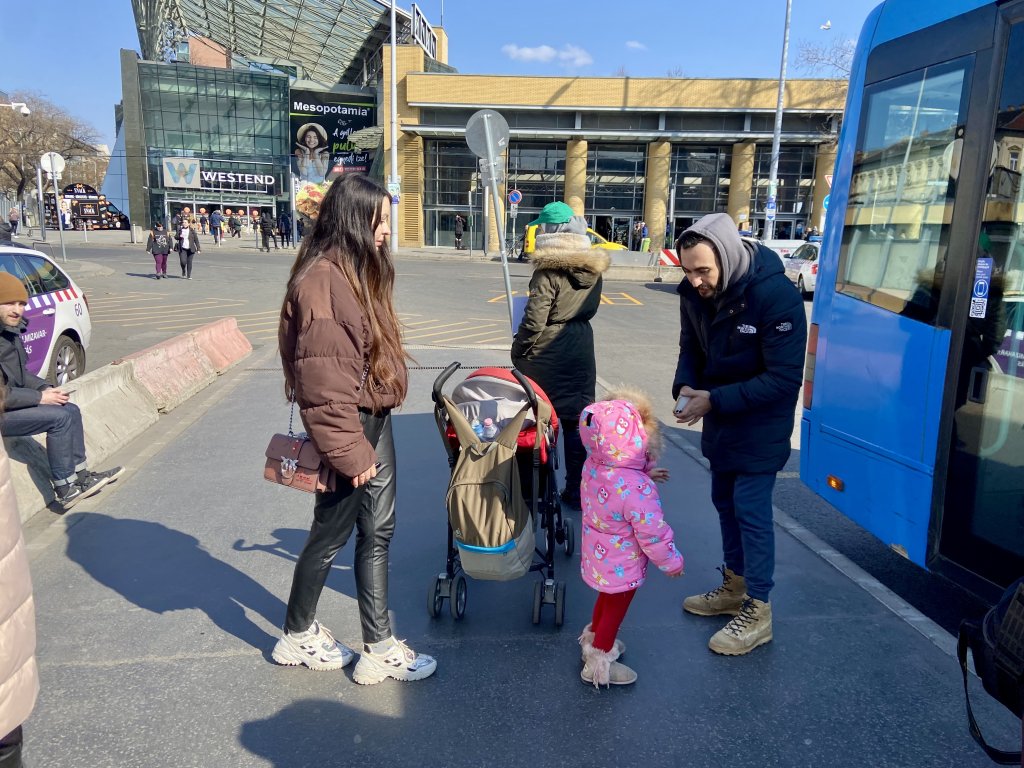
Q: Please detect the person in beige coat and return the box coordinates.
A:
[0,436,38,767]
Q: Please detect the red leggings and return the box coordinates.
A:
[590,589,636,652]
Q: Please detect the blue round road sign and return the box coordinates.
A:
[508,189,523,205]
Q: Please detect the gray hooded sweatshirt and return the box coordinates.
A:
[683,212,752,293]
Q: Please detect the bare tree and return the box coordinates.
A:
[795,37,856,78]
[613,65,629,77]
[665,66,686,78]
[0,91,102,204]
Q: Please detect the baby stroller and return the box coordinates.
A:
[429,363,575,626]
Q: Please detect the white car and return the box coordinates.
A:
[0,246,91,384]
[783,242,820,297]
[762,239,808,259]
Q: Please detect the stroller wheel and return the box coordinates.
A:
[562,519,575,558]
[450,573,468,620]
[531,581,543,625]
[427,575,446,618]
[554,582,566,627]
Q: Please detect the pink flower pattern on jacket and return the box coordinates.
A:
[579,399,683,594]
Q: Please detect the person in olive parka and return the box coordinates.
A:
[511,202,610,509]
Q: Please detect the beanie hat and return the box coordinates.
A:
[528,201,575,227]
[0,273,28,304]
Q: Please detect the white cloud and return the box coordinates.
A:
[502,44,557,62]
[625,40,647,51]
[559,45,593,67]
[502,43,593,68]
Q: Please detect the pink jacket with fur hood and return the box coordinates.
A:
[579,391,684,594]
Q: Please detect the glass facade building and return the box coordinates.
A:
[136,62,291,225]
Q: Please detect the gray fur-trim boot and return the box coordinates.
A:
[580,640,637,688]
[577,623,625,661]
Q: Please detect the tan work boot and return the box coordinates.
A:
[580,641,637,688]
[577,623,625,661]
[683,566,747,616]
[708,597,773,656]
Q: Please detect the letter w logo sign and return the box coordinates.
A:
[163,159,201,189]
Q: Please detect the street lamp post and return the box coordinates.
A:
[764,0,793,241]
[2,101,31,234]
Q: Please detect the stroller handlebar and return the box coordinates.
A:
[431,361,462,404]
[510,368,539,411]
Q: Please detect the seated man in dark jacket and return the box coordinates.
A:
[0,274,122,512]
[672,213,806,656]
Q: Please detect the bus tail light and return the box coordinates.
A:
[827,475,845,492]
[811,264,818,275]
[803,323,818,409]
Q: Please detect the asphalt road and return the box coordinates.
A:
[57,240,989,633]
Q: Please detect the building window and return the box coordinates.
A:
[1011,148,1020,172]
[586,143,645,214]
[670,145,731,215]
[749,145,817,215]
[506,142,565,215]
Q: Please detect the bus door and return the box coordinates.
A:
[938,19,1024,589]
[809,54,975,567]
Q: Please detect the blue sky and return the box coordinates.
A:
[1,0,881,149]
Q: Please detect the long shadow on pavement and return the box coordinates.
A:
[64,512,286,650]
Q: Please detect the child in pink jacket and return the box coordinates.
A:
[578,389,684,687]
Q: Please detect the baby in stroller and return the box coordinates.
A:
[578,388,684,687]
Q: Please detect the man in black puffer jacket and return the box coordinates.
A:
[0,274,123,512]
[672,213,806,657]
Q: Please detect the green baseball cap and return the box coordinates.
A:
[528,201,575,227]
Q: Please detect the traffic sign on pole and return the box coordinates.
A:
[508,189,522,205]
[509,203,519,218]
[765,196,777,222]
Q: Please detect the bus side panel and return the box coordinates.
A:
[814,295,947,467]
[801,420,933,566]
[872,0,994,48]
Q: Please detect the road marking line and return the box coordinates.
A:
[90,302,246,318]
[401,323,476,339]
[409,328,511,343]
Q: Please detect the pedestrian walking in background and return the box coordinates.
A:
[209,209,224,246]
[259,212,277,252]
[199,213,208,235]
[454,213,465,250]
[511,201,610,511]
[673,212,806,656]
[7,206,19,238]
[275,173,436,684]
[577,391,683,688]
[0,273,123,512]
[0,431,38,768]
[296,216,305,243]
[145,221,171,279]
[229,213,242,238]
[177,219,201,279]
[278,212,293,248]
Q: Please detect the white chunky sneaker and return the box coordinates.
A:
[271,621,354,671]
[352,638,437,685]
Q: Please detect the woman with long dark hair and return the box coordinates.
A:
[273,174,436,684]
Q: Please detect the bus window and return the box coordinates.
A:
[837,58,972,322]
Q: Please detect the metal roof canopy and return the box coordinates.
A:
[132,0,412,86]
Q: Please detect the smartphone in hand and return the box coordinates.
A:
[673,394,691,415]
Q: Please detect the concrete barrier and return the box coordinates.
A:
[605,264,683,283]
[116,333,217,413]
[5,361,159,523]
[189,317,253,374]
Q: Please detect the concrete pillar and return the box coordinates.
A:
[812,141,838,232]
[643,140,672,253]
[565,139,588,215]
[727,141,756,229]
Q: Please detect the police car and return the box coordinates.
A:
[0,246,91,385]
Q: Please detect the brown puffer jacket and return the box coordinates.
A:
[0,440,38,740]
[279,258,407,479]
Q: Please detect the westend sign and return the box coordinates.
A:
[411,4,437,60]
[162,158,275,193]
[289,89,375,183]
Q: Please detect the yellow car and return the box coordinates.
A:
[519,224,628,258]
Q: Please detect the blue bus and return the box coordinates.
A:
[801,0,1024,598]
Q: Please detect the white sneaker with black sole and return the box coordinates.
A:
[271,621,354,671]
[352,638,436,685]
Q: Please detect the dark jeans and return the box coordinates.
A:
[0,726,23,767]
[280,231,293,247]
[710,470,777,602]
[284,411,396,644]
[0,403,86,483]
[561,418,586,499]
[178,248,194,277]
[212,227,221,244]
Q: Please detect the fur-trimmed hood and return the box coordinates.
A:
[530,232,611,288]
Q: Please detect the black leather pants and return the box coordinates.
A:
[284,410,396,644]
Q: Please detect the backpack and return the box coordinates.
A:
[958,578,1024,764]
[443,396,535,581]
